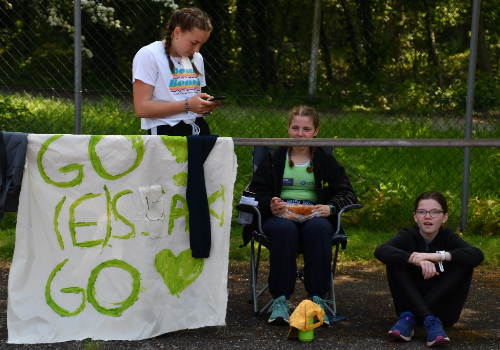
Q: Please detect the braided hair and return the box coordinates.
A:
[287,106,320,173]
[288,146,316,172]
[164,8,212,75]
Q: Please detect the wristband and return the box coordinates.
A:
[328,205,336,216]
[437,250,445,261]
[185,98,189,113]
[436,250,445,272]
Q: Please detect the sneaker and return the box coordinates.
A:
[388,311,416,341]
[424,316,450,347]
[312,296,332,326]
[267,296,293,324]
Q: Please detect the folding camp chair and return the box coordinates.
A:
[236,146,362,323]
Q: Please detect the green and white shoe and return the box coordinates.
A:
[312,296,333,326]
[268,296,294,324]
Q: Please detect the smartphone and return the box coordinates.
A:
[207,96,225,102]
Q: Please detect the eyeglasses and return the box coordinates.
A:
[415,209,444,218]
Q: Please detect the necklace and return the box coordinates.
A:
[172,56,184,65]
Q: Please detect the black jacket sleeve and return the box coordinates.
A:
[444,231,484,267]
[374,228,414,264]
[321,152,357,213]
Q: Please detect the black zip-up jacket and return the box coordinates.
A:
[248,147,357,232]
[374,226,484,279]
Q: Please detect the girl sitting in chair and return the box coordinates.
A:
[375,191,484,347]
[248,106,357,325]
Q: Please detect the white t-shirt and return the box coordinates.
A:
[132,41,207,129]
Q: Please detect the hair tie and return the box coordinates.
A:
[190,59,194,63]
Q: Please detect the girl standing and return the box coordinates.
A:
[375,191,484,347]
[133,8,220,136]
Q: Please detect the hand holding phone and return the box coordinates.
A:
[207,96,225,102]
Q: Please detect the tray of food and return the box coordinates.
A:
[276,203,321,222]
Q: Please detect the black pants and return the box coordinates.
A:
[147,117,211,136]
[386,262,474,327]
[263,216,333,299]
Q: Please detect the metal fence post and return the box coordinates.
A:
[461,0,481,231]
[308,0,322,98]
[74,0,82,135]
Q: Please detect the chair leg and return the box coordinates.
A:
[325,241,348,323]
[255,241,262,287]
[259,297,274,315]
[248,238,254,304]
[249,238,259,314]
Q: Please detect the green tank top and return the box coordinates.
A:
[280,156,318,203]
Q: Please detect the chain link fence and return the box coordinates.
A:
[1,0,499,232]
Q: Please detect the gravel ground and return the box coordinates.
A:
[0,261,498,349]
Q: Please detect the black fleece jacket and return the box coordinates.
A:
[374,226,484,278]
[248,147,357,231]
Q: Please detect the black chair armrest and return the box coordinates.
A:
[333,203,363,236]
[236,203,258,213]
[236,203,265,247]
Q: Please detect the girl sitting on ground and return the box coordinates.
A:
[374,191,484,347]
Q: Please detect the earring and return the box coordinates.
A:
[175,37,178,42]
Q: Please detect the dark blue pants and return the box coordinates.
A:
[263,216,333,299]
[386,262,474,327]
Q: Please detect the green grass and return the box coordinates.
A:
[1,91,500,235]
[0,213,16,262]
[81,338,100,350]
[1,215,498,269]
[210,106,500,234]
[230,225,500,269]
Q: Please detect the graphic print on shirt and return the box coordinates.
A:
[169,67,201,94]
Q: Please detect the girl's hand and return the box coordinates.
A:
[271,197,286,215]
[187,93,215,114]
[419,260,439,279]
[409,252,441,266]
[313,204,330,217]
[207,99,221,114]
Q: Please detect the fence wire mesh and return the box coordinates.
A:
[1,0,499,232]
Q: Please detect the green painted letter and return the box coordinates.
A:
[159,136,188,163]
[89,135,145,180]
[45,259,86,317]
[111,189,136,239]
[37,135,84,188]
[208,184,226,227]
[69,193,103,248]
[53,196,66,250]
[168,194,189,235]
[87,259,141,317]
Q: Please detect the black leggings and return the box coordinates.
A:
[386,262,474,327]
[147,117,211,136]
[263,216,333,299]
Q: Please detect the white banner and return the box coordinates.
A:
[7,134,237,344]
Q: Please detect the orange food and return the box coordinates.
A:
[285,204,315,216]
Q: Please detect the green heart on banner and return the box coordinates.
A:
[154,249,204,297]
